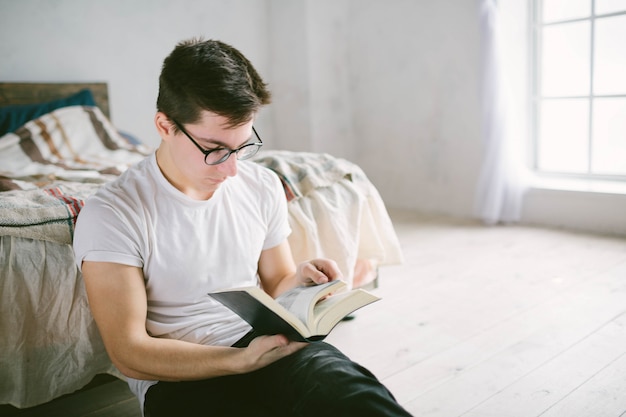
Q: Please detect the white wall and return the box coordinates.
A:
[1,0,625,236]
[347,0,484,218]
[268,0,485,219]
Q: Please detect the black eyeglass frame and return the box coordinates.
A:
[172,119,263,165]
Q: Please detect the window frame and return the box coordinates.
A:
[531,0,626,182]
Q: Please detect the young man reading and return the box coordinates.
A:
[73,38,412,417]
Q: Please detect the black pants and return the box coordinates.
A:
[144,341,412,417]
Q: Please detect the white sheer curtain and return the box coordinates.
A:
[474,0,530,225]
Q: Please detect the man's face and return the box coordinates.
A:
[164,111,255,200]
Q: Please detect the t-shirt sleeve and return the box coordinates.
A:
[73,193,144,272]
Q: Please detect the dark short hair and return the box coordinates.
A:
[157,38,271,128]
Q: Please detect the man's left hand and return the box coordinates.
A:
[296,259,343,286]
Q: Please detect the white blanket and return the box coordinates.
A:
[253,151,404,287]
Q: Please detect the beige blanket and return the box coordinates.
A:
[253,151,404,287]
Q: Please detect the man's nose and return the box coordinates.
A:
[217,153,238,177]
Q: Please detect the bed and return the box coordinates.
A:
[0,82,403,409]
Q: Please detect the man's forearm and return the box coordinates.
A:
[110,335,247,381]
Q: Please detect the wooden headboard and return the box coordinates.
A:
[0,82,110,119]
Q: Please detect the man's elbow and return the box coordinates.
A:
[103,337,155,381]
[109,354,158,381]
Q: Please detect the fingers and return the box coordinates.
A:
[297,259,343,285]
[263,335,307,355]
[277,339,308,356]
[305,263,330,284]
[244,335,308,372]
[257,334,289,349]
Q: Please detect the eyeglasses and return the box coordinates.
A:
[172,119,263,165]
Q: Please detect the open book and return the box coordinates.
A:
[209,280,380,342]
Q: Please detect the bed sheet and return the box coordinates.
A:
[0,235,122,407]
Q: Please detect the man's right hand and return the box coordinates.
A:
[241,335,308,372]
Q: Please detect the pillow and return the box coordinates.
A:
[0,105,149,180]
[0,89,97,136]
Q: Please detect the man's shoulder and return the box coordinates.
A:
[85,156,153,209]
[228,161,284,206]
[101,155,152,190]
[239,160,281,186]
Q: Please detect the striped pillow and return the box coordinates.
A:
[0,105,149,184]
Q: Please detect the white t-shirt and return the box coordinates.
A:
[73,152,291,410]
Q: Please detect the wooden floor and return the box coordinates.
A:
[0,374,140,417]
[328,210,626,417]
[4,210,626,416]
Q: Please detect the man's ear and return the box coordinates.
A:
[155,112,176,140]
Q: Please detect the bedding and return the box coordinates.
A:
[0,104,149,408]
[0,85,402,409]
[252,151,403,288]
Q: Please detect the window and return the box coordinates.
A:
[532,0,626,180]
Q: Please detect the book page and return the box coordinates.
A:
[312,289,380,335]
[276,281,344,328]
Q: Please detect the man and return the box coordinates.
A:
[73,38,411,417]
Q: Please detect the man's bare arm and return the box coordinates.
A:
[257,240,343,299]
[81,261,305,381]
